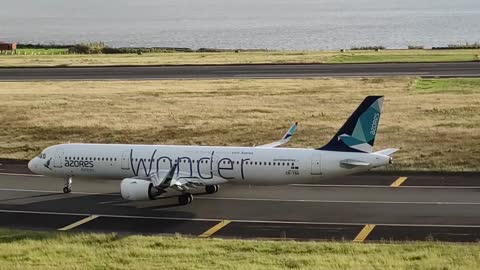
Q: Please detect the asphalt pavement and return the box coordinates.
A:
[0,62,479,81]
[0,160,479,242]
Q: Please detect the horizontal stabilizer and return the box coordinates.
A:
[340,159,371,167]
[257,122,297,148]
[374,148,399,156]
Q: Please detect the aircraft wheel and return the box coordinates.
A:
[205,185,219,194]
[179,193,193,205]
[63,187,72,193]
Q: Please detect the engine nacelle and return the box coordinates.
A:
[120,178,158,201]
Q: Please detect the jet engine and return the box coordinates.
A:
[120,178,162,201]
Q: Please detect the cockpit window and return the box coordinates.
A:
[38,153,46,159]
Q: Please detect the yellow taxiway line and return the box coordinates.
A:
[199,220,232,238]
[58,215,99,231]
[353,224,376,242]
[390,177,408,187]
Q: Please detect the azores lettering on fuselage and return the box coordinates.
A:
[64,159,94,168]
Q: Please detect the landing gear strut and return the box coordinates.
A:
[178,193,193,205]
[63,176,72,193]
[205,185,219,194]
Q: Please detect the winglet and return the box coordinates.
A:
[257,122,298,148]
[282,122,297,140]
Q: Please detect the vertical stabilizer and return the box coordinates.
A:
[318,96,384,153]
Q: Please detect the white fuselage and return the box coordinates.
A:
[28,143,390,185]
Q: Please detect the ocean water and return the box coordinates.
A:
[0,0,479,50]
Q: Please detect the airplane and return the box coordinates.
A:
[28,96,397,205]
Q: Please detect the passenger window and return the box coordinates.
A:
[114,158,117,161]
[268,162,271,165]
[287,163,290,166]
[282,163,285,166]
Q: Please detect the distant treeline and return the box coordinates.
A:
[350,43,480,51]
[17,42,268,54]
[432,43,480,50]
[16,42,480,53]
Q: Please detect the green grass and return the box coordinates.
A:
[415,78,480,94]
[0,229,480,270]
[0,77,479,171]
[0,49,479,67]
[327,49,480,63]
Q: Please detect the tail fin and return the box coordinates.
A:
[318,96,384,153]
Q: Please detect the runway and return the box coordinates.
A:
[1,160,479,242]
[0,62,480,81]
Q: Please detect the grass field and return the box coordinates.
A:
[0,229,480,270]
[0,77,478,171]
[0,49,479,67]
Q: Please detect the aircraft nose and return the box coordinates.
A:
[28,158,37,173]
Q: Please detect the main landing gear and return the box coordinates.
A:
[178,193,193,205]
[177,185,219,205]
[63,176,72,193]
[205,185,219,194]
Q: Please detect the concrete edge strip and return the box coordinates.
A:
[390,177,408,187]
[58,215,99,231]
[198,220,232,238]
[353,224,376,242]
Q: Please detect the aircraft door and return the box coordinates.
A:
[53,150,64,168]
[121,150,130,170]
[311,151,322,175]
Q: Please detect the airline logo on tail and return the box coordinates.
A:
[338,98,383,152]
[319,96,384,153]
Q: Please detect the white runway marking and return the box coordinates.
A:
[199,196,480,205]
[291,184,480,189]
[0,187,479,205]
[0,187,119,196]
[0,208,479,228]
[0,172,43,177]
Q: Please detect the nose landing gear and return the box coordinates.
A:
[63,176,72,193]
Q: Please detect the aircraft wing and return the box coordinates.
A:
[256,122,297,148]
[146,165,212,192]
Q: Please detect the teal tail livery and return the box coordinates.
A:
[319,96,383,153]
